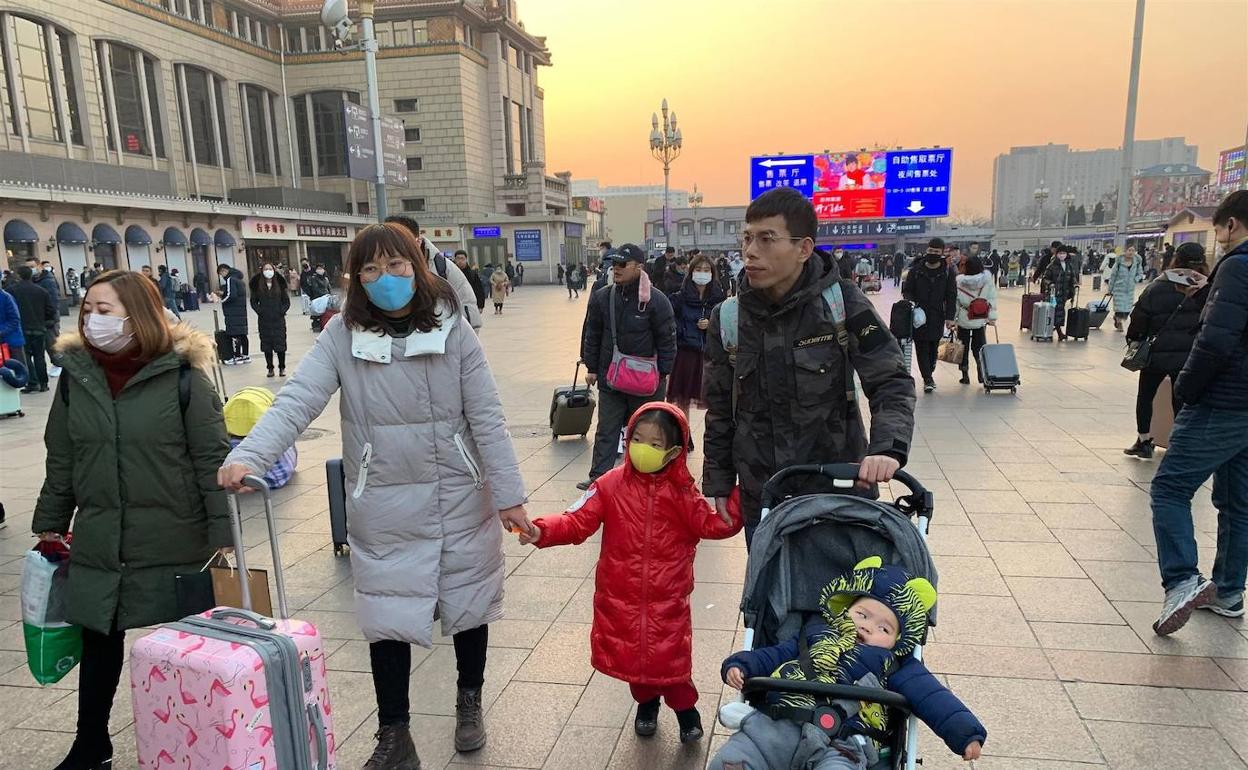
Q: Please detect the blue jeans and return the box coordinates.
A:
[1151,404,1248,603]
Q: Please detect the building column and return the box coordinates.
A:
[206,74,229,199]
[262,91,279,183]
[99,39,125,165]
[239,85,258,185]
[304,93,319,190]
[135,53,159,170]
[2,14,31,154]
[44,22,73,158]
[176,65,202,197]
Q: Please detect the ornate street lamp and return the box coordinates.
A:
[688,184,703,248]
[1034,181,1050,229]
[650,99,682,248]
[1062,187,1076,230]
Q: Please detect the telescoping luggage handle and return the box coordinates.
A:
[760,464,933,522]
[226,474,290,620]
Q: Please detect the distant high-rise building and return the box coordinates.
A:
[570,180,688,245]
[991,138,1197,227]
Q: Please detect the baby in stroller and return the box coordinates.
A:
[711,557,985,769]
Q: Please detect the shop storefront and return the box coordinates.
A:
[125,225,153,272]
[4,219,38,271]
[91,224,123,271]
[241,219,352,281]
[55,222,89,273]
[162,227,189,280]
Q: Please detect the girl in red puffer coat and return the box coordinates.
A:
[520,402,742,744]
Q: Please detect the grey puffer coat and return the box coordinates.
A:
[223,304,525,646]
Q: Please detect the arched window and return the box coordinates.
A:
[240,83,281,176]
[175,63,230,167]
[291,90,359,177]
[95,40,165,157]
[0,14,83,144]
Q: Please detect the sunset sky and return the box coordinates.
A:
[522,0,1248,217]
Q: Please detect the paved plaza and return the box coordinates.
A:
[1,278,1246,770]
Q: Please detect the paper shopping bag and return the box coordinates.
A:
[210,564,273,616]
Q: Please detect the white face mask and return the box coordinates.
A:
[84,313,133,353]
[691,271,714,286]
[263,269,275,279]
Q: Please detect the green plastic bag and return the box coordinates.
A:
[21,545,82,685]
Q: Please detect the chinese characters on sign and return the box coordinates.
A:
[472,226,502,239]
[514,229,543,262]
[343,101,409,188]
[749,148,953,220]
[296,224,348,239]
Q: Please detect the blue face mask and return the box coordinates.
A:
[362,272,415,312]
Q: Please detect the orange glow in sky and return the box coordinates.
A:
[522,0,1248,216]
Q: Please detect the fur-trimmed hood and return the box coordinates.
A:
[55,321,218,371]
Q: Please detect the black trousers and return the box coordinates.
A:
[956,327,987,381]
[371,624,488,727]
[589,380,669,479]
[76,627,126,748]
[1136,369,1180,435]
[24,332,48,387]
[231,334,249,357]
[914,340,939,382]
[263,350,287,370]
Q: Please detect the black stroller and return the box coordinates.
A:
[722,464,937,770]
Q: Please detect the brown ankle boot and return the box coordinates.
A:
[454,687,487,752]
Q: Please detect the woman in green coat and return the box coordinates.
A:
[32,270,230,770]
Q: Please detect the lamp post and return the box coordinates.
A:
[688,184,703,249]
[1062,188,1076,230]
[1034,181,1050,229]
[649,99,682,249]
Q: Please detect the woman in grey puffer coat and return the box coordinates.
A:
[219,223,530,770]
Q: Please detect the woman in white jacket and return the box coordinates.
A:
[218,222,530,770]
[954,254,998,385]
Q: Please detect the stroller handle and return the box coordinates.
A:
[760,464,933,519]
[742,677,910,713]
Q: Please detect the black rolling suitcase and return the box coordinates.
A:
[326,458,349,555]
[550,361,596,439]
[979,326,1020,393]
[1066,306,1092,340]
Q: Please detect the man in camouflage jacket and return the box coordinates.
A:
[702,189,916,546]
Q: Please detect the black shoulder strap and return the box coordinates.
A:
[434,254,448,279]
[797,615,820,682]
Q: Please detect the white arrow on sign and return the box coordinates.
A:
[875,223,885,233]
[758,158,807,168]
[907,200,925,214]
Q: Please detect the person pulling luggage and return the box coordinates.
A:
[953,255,998,386]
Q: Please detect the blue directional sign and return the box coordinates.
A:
[472,226,501,238]
[749,155,814,200]
[883,149,952,218]
[514,229,543,262]
[749,148,952,220]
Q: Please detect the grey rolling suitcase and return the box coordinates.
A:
[1031,300,1055,342]
[326,458,348,555]
[550,361,596,439]
[979,326,1020,393]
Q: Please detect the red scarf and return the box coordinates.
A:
[87,344,150,398]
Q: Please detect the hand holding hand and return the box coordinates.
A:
[217,464,258,493]
[714,497,733,526]
[963,741,982,761]
[725,666,745,690]
[518,523,542,546]
[499,505,533,537]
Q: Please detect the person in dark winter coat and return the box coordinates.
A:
[156,264,180,320]
[703,189,915,547]
[33,270,230,770]
[216,263,249,362]
[663,255,688,294]
[192,270,209,303]
[902,238,957,392]
[667,254,726,416]
[1041,245,1079,340]
[8,266,57,391]
[712,559,985,768]
[454,250,487,311]
[249,263,290,377]
[0,288,24,364]
[1123,243,1209,459]
[1149,190,1248,635]
[579,244,677,489]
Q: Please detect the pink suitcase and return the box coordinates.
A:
[130,476,337,769]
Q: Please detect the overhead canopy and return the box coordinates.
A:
[163,227,187,246]
[56,222,88,244]
[3,219,38,244]
[214,229,236,247]
[92,223,121,244]
[189,227,212,247]
[124,225,152,245]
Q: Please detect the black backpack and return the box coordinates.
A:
[433,254,448,280]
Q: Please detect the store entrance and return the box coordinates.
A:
[246,244,291,278]
[466,237,507,270]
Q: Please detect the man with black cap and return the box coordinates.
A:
[902,238,958,392]
[578,243,677,489]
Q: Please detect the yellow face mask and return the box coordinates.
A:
[628,442,679,474]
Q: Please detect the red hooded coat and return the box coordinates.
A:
[533,402,742,686]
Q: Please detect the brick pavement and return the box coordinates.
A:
[0,280,1245,769]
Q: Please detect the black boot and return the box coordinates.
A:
[454,687,487,752]
[1123,438,1155,459]
[634,697,660,737]
[676,708,704,743]
[52,735,112,770]
[364,724,421,769]
[959,371,971,385]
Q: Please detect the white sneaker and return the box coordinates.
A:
[222,358,238,366]
[1197,594,1245,618]
[1154,576,1216,635]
